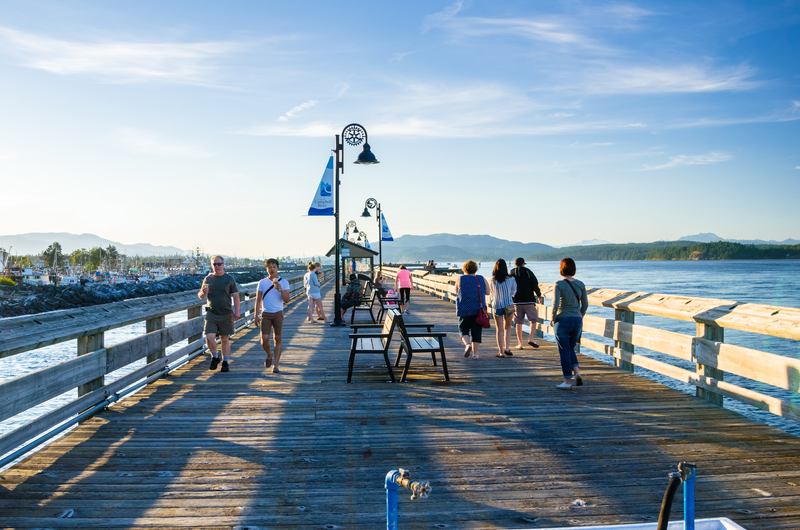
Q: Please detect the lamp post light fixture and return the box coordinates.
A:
[331,124,379,327]
[346,220,360,242]
[361,197,383,274]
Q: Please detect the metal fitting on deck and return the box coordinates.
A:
[386,468,432,530]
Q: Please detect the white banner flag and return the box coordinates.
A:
[308,156,334,216]
[381,213,394,241]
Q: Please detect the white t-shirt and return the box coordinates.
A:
[258,276,290,313]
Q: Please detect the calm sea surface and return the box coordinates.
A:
[2,260,800,449]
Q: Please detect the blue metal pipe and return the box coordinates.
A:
[385,468,431,529]
[682,463,696,530]
[386,470,401,530]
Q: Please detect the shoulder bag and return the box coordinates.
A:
[474,276,491,328]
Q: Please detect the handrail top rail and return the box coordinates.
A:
[0,273,306,359]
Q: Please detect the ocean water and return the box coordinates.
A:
[468,259,800,436]
[2,260,799,447]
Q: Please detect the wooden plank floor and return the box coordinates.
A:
[1,283,800,529]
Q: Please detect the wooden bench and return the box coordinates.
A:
[350,290,379,325]
[394,313,449,383]
[347,309,398,383]
[375,291,400,323]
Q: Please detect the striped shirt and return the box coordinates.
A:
[489,277,517,311]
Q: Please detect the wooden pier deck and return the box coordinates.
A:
[2,284,800,529]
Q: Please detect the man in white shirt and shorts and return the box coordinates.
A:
[255,258,290,373]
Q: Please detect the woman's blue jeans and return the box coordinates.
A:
[554,317,582,379]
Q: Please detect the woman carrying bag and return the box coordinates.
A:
[551,257,589,390]
[455,260,489,359]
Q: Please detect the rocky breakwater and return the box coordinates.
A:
[0,270,268,318]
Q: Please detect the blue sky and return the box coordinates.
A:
[0,1,798,257]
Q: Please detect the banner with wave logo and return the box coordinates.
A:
[308,156,334,216]
[381,213,394,241]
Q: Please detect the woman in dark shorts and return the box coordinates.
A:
[455,260,488,359]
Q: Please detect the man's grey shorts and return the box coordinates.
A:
[204,311,235,336]
[514,303,538,326]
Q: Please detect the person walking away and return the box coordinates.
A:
[198,255,240,373]
[255,258,290,373]
[510,257,543,350]
[304,261,330,323]
[340,273,363,321]
[489,259,517,357]
[455,260,489,359]
[551,257,588,389]
[395,264,413,314]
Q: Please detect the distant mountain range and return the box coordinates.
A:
[678,233,800,245]
[0,232,187,256]
[381,233,799,262]
[382,234,554,262]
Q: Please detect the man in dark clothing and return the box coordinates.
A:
[199,255,240,372]
[510,257,543,350]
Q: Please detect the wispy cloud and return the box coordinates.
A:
[391,51,415,62]
[115,127,215,157]
[426,9,760,95]
[234,79,655,138]
[580,63,759,94]
[278,100,319,122]
[421,2,463,33]
[453,17,605,51]
[643,151,733,171]
[0,27,246,85]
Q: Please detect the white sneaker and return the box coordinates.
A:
[556,382,572,390]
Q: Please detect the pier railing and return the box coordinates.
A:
[0,269,330,462]
[382,266,800,423]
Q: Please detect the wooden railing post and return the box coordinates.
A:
[696,322,724,406]
[534,299,544,340]
[614,308,635,373]
[77,332,104,396]
[146,315,166,366]
[188,305,203,343]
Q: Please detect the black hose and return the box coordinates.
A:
[657,475,682,530]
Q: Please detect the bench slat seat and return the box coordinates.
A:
[347,310,401,383]
[393,313,449,383]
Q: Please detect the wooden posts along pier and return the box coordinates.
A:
[1,268,800,528]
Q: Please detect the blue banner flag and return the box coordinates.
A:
[381,213,394,241]
[308,156,334,216]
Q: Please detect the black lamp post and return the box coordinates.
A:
[361,197,383,275]
[332,124,379,327]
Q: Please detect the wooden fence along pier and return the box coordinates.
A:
[1,266,799,529]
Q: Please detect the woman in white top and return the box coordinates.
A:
[489,259,517,357]
[304,262,330,323]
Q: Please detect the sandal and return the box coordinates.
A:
[464,345,472,358]
[504,350,513,356]
[495,353,506,358]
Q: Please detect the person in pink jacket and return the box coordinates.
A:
[394,265,413,314]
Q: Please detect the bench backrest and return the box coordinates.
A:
[394,311,411,343]
[383,309,399,335]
